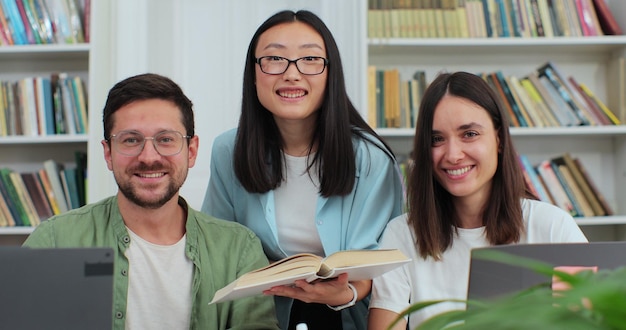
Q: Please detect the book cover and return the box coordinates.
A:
[0,172,23,225]
[507,75,543,127]
[527,72,578,126]
[0,0,14,45]
[1,0,28,44]
[504,75,534,127]
[9,171,40,226]
[70,76,88,134]
[578,82,620,125]
[37,168,61,215]
[496,71,528,127]
[557,164,595,217]
[209,249,410,304]
[591,0,622,35]
[573,157,613,216]
[486,72,519,127]
[567,76,611,125]
[537,62,591,126]
[367,65,378,128]
[14,0,36,43]
[61,168,80,209]
[20,0,43,44]
[0,183,16,226]
[31,0,55,44]
[553,153,605,216]
[58,73,77,134]
[519,77,559,126]
[536,160,576,216]
[549,161,583,217]
[0,168,30,226]
[74,150,87,206]
[21,171,53,221]
[43,159,69,213]
[519,154,552,203]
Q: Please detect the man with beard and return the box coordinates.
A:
[23,73,279,330]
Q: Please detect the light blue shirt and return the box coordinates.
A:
[201,128,404,329]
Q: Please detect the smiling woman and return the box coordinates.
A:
[200,9,404,330]
[367,72,588,330]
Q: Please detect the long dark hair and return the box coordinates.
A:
[235,10,394,197]
[408,72,534,260]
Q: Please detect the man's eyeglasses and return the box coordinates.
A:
[255,56,328,75]
[107,130,191,157]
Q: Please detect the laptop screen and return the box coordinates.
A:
[467,242,626,301]
[0,247,114,330]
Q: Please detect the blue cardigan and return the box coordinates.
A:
[201,128,404,329]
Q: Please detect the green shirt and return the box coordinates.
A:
[23,196,279,330]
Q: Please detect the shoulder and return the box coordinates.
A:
[44,196,118,225]
[521,198,587,242]
[188,207,259,241]
[522,198,572,219]
[386,213,410,231]
[352,131,395,165]
[212,128,237,149]
[24,196,121,247]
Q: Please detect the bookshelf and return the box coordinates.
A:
[365,1,626,241]
[0,19,91,244]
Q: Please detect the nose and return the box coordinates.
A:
[137,138,161,161]
[283,61,301,80]
[445,139,464,164]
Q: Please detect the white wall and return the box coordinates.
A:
[87,0,365,209]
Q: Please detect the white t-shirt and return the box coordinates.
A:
[370,199,588,329]
[275,153,324,256]
[125,229,193,330]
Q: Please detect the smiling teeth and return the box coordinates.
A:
[447,166,471,176]
[279,91,305,98]
[139,173,164,178]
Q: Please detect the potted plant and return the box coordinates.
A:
[390,250,626,330]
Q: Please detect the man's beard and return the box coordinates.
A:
[115,162,186,209]
[118,180,179,209]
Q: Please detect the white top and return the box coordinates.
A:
[370,199,588,329]
[275,153,324,256]
[125,229,193,330]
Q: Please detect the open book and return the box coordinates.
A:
[209,249,410,304]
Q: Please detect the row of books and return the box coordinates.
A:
[367,61,620,129]
[368,0,622,39]
[0,0,89,46]
[0,73,88,137]
[367,67,426,128]
[482,61,621,127]
[521,152,613,217]
[0,153,86,227]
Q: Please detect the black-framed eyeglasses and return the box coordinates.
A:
[255,56,328,75]
[107,130,191,157]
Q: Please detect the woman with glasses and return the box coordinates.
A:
[201,9,404,330]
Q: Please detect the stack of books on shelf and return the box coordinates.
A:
[367,68,426,128]
[368,0,622,39]
[367,61,621,128]
[481,61,621,127]
[0,153,86,227]
[0,73,88,136]
[519,152,613,217]
[0,0,90,46]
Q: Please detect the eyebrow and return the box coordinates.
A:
[261,43,324,52]
[432,122,485,134]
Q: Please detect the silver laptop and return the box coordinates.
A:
[467,242,626,300]
[0,247,114,330]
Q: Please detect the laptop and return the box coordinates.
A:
[467,242,626,301]
[0,247,114,330]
